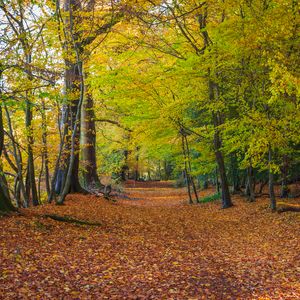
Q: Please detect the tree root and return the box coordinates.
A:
[277,203,300,213]
[87,185,112,198]
[43,214,102,226]
[0,211,10,217]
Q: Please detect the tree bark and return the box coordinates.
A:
[181,135,193,204]
[245,165,255,202]
[4,105,28,207]
[280,155,289,198]
[81,94,103,190]
[41,98,51,198]
[0,102,15,212]
[57,60,85,204]
[210,81,232,208]
[25,54,39,206]
[64,61,83,193]
[54,0,85,198]
[134,146,140,181]
[184,134,199,203]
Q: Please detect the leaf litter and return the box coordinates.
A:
[0,181,299,299]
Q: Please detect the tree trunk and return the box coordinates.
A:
[209,79,232,208]
[81,94,103,190]
[230,153,241,194]
[184,135,199,203]
[269,146,276,211]
[54,62,85,195]
[4,105,28,207]
[41,98,51,198]
[66,61,83,193]
[57,59,85,204]
[280,155,289,198]
[134,147,140,181]
[0,102,15,212]
[54,0,85,198]
[181,135,193,204]
[246,165,255,202]
[215,146,232,208]
[25,54,38,206]
[215,167,220,193]
[120,150,128,181]
[50,104,69,201]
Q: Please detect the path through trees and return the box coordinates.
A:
[0,182,299,299]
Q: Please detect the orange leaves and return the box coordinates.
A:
[0,181,300,299]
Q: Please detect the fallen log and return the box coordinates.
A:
[43,214,102,226]
[277,203,300,213]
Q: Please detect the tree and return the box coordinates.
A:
[55,0,123,204]
[0,67,15,212]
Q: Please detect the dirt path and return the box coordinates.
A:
[0,182,299,299]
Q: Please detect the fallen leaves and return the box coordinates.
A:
[0,181,299,299]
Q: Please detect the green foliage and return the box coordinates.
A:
[200,193,221,204]
[1,0,300,206]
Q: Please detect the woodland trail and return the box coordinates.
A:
[0,182,300,299]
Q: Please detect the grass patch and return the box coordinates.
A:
[200,192,221,203]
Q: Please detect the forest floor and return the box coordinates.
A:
[0,181,300,299]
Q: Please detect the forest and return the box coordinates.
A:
[0,0,299,299]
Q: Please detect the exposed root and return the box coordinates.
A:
[43,214,102,226]
[277,203,300,213]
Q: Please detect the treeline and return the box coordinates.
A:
[0,0,299,212]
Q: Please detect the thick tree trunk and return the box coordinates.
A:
[54,62,84,195]
[81,94,102,190]
[57,59,85,204]
[215,146,232,208]
[67,61,83,193]
[54,0,122,199]
[51,104,69,199]
[0,184,14,212]
[54,0,85,198]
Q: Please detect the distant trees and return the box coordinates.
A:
[88,0,300,209]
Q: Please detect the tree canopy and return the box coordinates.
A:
[0,0,299,210]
